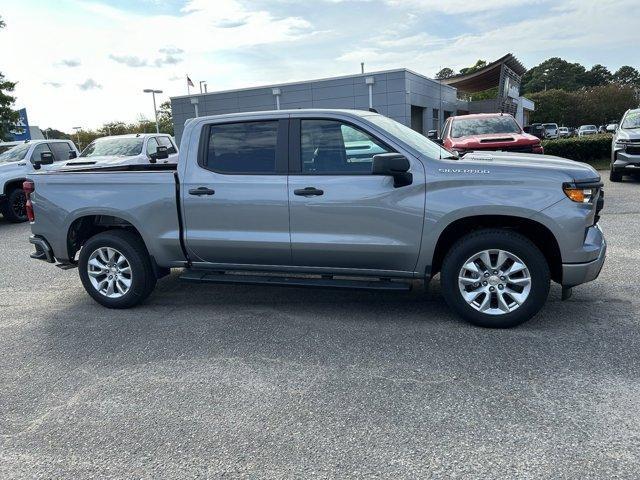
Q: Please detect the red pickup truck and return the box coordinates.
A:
[430,113,544,155]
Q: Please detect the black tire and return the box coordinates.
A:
[78,230,157,308]
[440,229,550,328]
[2,188,28,223]
[609,169,622,182]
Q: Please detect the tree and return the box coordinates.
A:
[435,67,455,80]
[583,64,612,88]
[613,66,640,88]
[459,60,487,76]
[0,16,19,141]
[521,57,587,94]
[157,101,174,135]
[530,84,637,126]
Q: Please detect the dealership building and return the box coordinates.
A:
[171,53,534,143]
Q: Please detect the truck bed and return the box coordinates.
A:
[29,167,184,266]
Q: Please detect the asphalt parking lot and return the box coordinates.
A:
[1,174,639,479]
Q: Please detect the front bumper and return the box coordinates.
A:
[562,226,606,287]
[613,151,640,172]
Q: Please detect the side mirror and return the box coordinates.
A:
[427,130,438,139]
[32,151,54,170]
[372,153,412,188]
[68,151,78,159]
[153,145,169,161]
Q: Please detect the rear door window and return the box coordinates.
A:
[204,121,279,174]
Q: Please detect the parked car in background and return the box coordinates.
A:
[558,127,570,138]
[578,125,598,137]
[610,108,640,182]
[542,123,559,140]
[431,113,544,155]
[0,139,79,222]
[523,123,546,140]
[26,109,606,328]
[606,123,618,133]
[64,134,178,168]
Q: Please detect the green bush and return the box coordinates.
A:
[541,134,612,164]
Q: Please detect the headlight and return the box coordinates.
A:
[563,185,598,203]
[614,139,629,148]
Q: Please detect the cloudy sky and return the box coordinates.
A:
[1,0,637,132]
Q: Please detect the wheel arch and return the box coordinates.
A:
[3,177,28,195]
[67,214,170,278]
[430,214,563,283]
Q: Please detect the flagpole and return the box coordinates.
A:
[187,74,190,95]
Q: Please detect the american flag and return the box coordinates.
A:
[186,75,194,88]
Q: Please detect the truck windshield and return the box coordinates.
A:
[621,111,640,129]
[451,116,521,138]
[365,114,452,159]
[80,138,144,157]
[0,144,29,163]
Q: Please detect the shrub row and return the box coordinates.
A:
[541,134,612,164]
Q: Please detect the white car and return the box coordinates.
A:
[542,123,559,139]
[66,134,179,168]
[558,127,570,138]
[0,139,79,222]
[578,125,598,137]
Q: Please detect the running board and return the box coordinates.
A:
[180,270,412,291]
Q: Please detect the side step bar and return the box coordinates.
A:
[180,270,412,292]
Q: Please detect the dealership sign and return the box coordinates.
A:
[9,108,30,141]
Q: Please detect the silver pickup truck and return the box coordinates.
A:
[26,109,606,328]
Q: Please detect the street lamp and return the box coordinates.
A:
[72,126,82,150]
[143,88,163,133]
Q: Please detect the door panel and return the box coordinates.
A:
[182,119,291,266]
[288,118,425,272]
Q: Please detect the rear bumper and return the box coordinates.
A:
[29,235,55,263]
[562,227,606,287]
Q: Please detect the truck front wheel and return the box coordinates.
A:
[78,230,157,308]
[441,229,550,328]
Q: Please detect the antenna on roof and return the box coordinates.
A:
[361,62,365,74]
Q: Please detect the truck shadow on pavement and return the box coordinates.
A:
[37,270,638,374]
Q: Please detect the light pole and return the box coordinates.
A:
[73,126,81,150]
[143,88,163,133]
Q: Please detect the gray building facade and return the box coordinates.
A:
[171,69,459,144]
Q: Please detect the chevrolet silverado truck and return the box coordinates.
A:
[26,110,606,328]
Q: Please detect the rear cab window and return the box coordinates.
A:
[203,120,284,174]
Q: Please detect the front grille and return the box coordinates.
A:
[595,189,604,224]
[626,145,640,155]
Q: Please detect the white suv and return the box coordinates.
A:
[0,139,79,222]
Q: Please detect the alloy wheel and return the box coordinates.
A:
[457,249,532,315]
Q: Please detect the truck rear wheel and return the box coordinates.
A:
[2,188,28,223]
[441,229,550,328]
[78,230,157,308]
